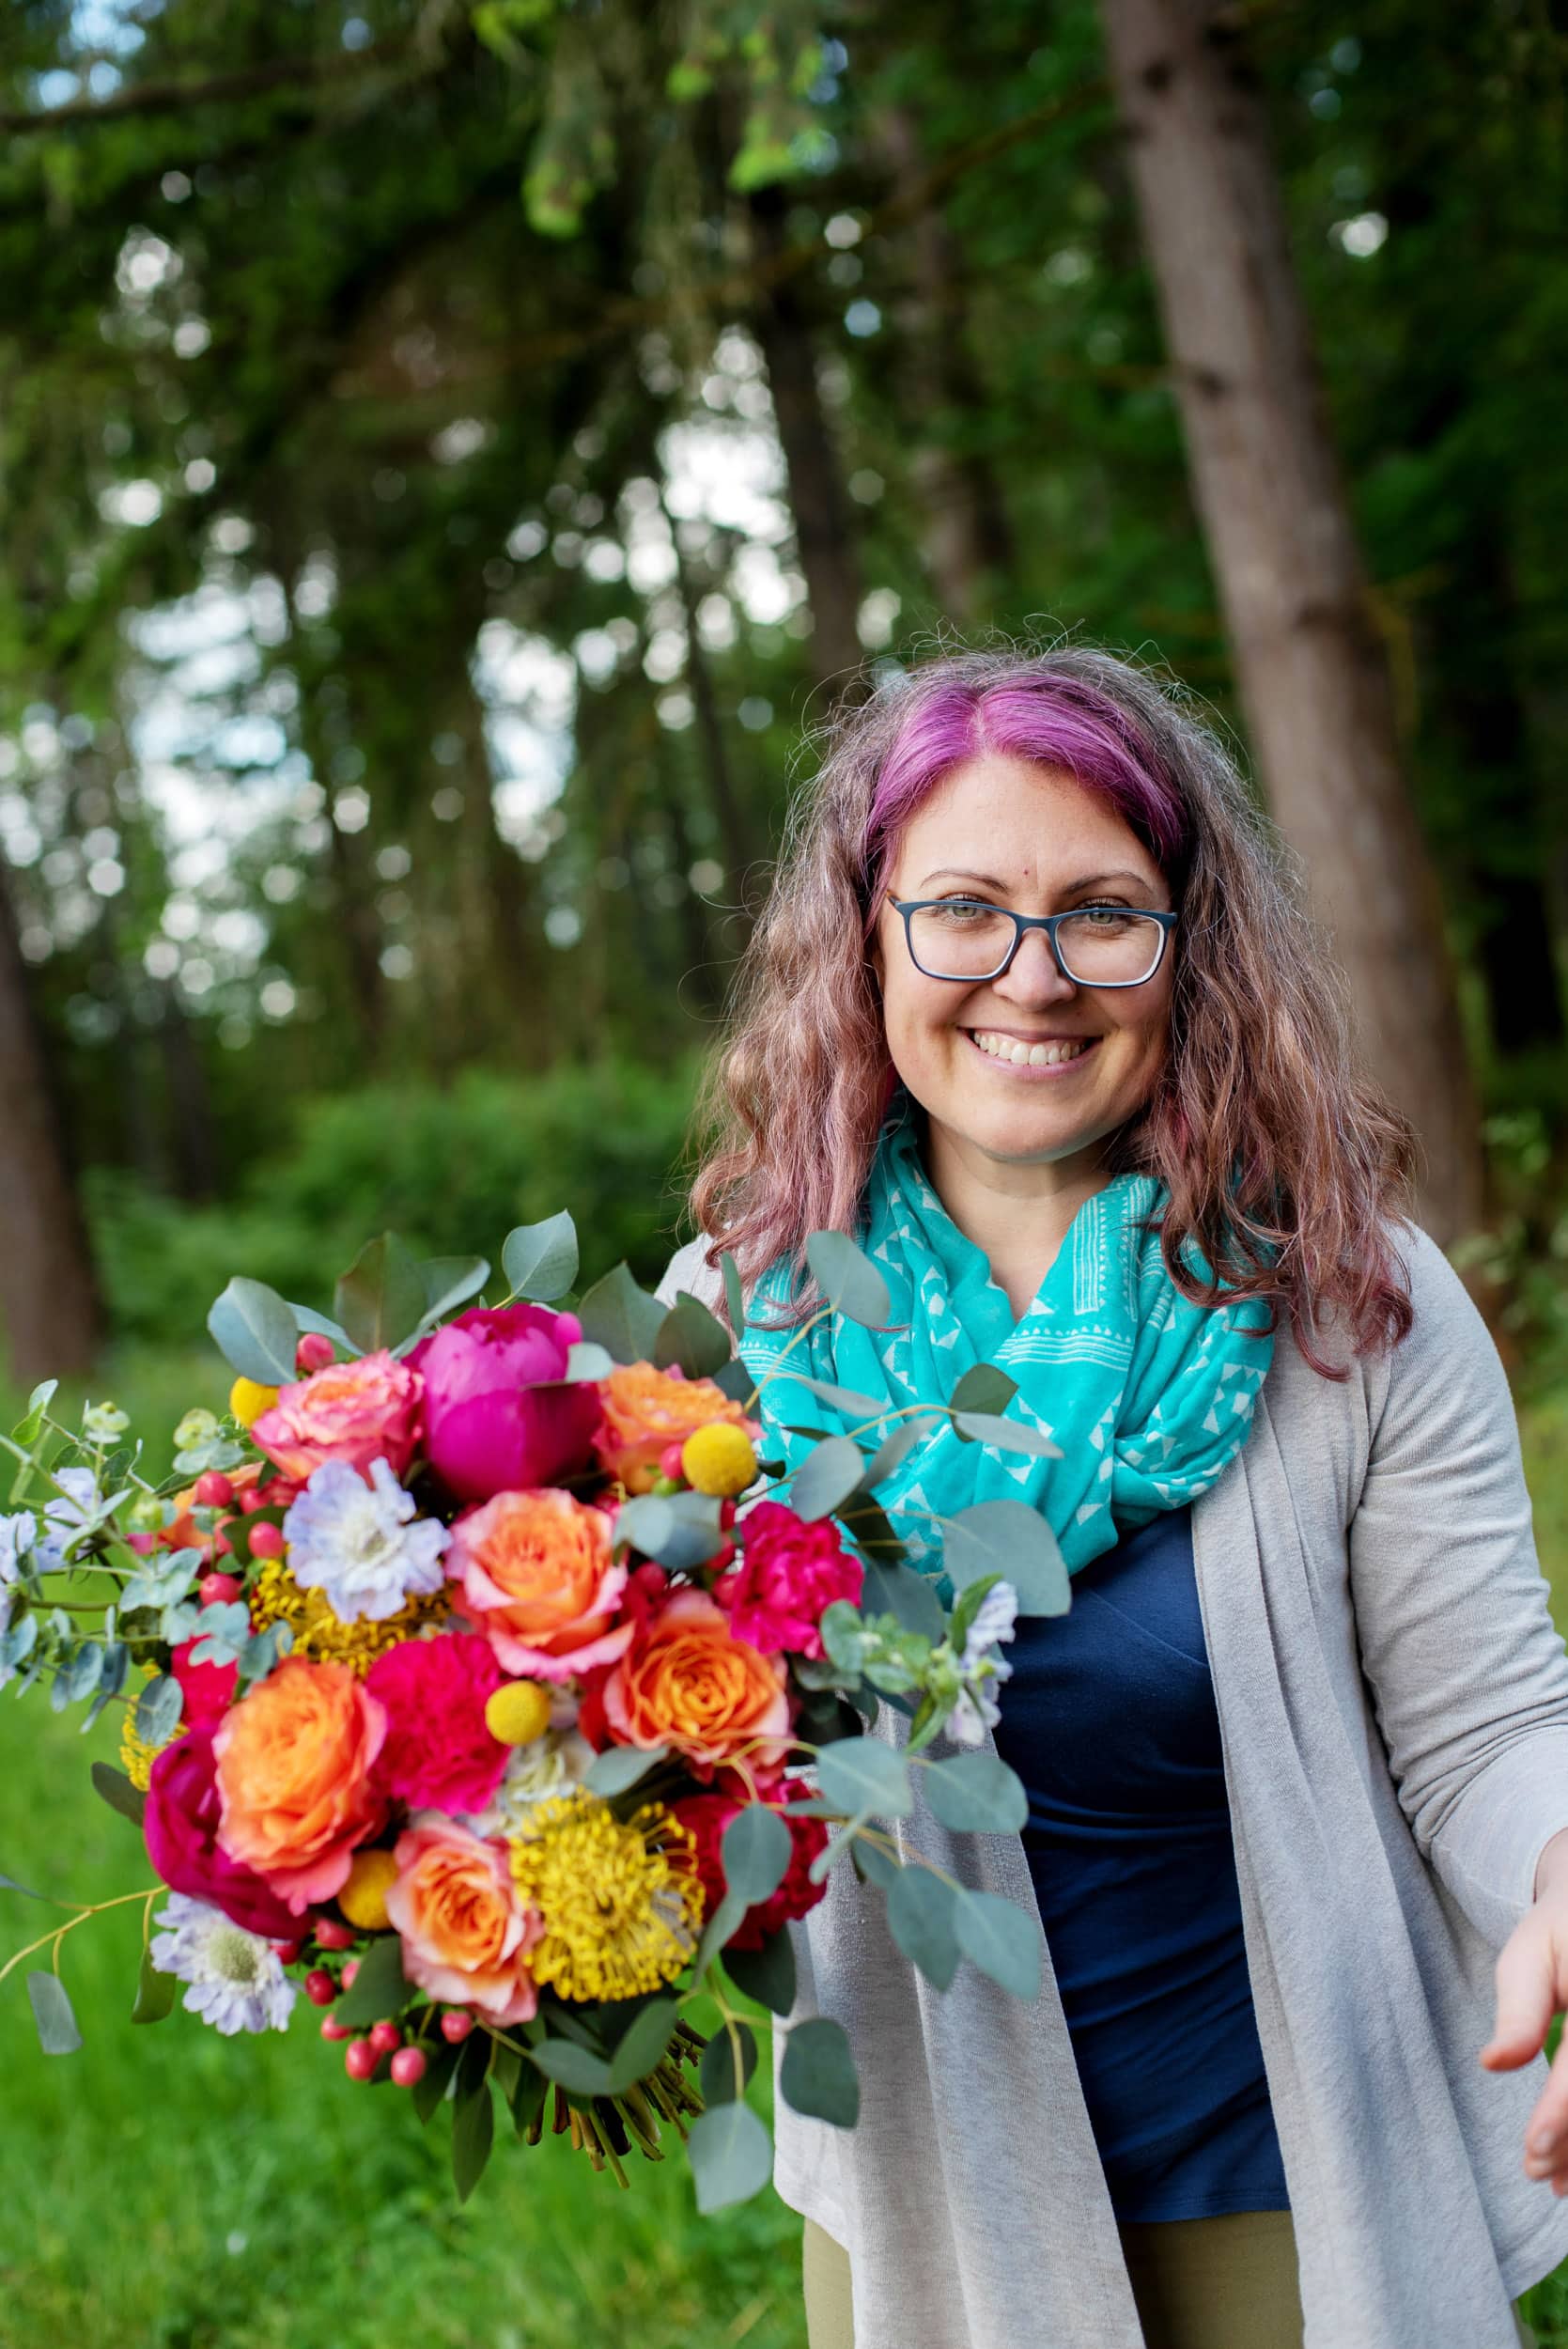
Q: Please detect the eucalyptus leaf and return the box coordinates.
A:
[0,1868,49,1901]
[953,1888,1043,2001]
[721,1804,792,1906]
[614,1488,725,1573]
[859,1556,945,1642]
[762,1369,887,1419]
[780,2016,859,2128]
[90,1762,146,1827]
[922,1750,1029,1835]
[886,1863,960,1989]
[414,1255,490,1329]
[950,1410,1063,1458]
[687,2099,774,2214]
[693,1886,749,1979]
[582,1744,669,1797]
[948,1362,1018,1416]
[804,1231,892,1330]
[654,1292,733,1378]
[575,1262,666,1365]
[206,1278,299,1385]
[411,2039,460,2124]
[334,1233,427,1355]
[722,1926,797,2017]
[288,1303,357,1353]
[710,1356,758,1407]
[134,1673,182,1747]
[605,1997,680,2093]
[942,1500,1071,1617]
[508,2057,547,2139]
[699,2016,758,2104]
[330,1935,407,2029]
[530,2038,613,2093]
[451,2075,495,2202]
[132,1942,177,2024]
[858,1414,936,1490]
[789,1436,868,1523]
[502,1211,580,1300]
[27,1971,82,2054]
[563,1340,615,1383]
[849,1835,898,1890]
[815,1736,912,1821]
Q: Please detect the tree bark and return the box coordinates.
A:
[748,182,868,692]
[1098,0,1484,1242]
[0,859,102,1382]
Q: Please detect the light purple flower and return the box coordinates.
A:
[148,1892,297,2035]
[282,1455,449,1623]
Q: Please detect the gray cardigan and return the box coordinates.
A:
[656,1226,1568,2349]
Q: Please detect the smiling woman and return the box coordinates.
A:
[661,645,1568,2349]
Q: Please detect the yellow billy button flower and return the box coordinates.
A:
[484,1680,553,1748]
[680,1422,757,1499]
[229,1376,280,1429]
[338,1847,401,1933]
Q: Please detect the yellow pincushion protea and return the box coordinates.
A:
[119,1663,186,1791]
[507,1793,702,2003]
[680,1421,757,1499]
[248,1558,449,1675]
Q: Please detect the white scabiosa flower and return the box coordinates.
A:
[148,1894,297,2035]
[282,1455,450,1624]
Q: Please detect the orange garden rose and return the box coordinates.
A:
[250,1348,423,1483]
[592,1364,757,1496]
[445,1488,633,1682]
[601,1588,792,1773]
[385,1815,543,2026]
[212,1657,388,1912]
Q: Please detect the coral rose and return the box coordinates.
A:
[250,1349,422,1484]
[717,1500,864,1659]
[446,1488,632,1683]
[143,1730,300,1941]
[593,1363,758,1497]
[212,1657,388,1913]
[408,1303,602,1503]
[600,1588,791,1774]
[385,1814,542,2025]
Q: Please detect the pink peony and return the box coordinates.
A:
[673,1780,829,1951]
[365,1633,509,1817]
[408,1303,602,1504]
[170,1638,239,1730]
[385,1815,542,2025]
[716,1501,864,1659]
[250,1349,423,1484]
[144,1730,301,1941]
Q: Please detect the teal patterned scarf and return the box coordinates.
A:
[738,1089,1274,1588]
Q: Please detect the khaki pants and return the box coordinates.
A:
[801,2210,1541,2347]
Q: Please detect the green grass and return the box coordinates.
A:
[3,1361,1566,2346]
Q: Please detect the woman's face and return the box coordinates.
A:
[869,755,1176,1180]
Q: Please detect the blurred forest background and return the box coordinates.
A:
[2,6,1568,2342]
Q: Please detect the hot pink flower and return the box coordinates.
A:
[250,1350,422,1484]
[144,1731,301,1941]
[365,1633,509,1817]
[409,1303,602,1504]
[386,1815,542,2026]
[716,1501,864,1659]
[673,1779,829,1951]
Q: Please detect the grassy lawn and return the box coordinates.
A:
[0,1354,1565,2346]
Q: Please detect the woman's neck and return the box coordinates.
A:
[919,1111,1114,1318]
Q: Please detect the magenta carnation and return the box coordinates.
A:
[365,1633,510,1816]
[716,1501,864,1659]
[144,1730,300,1941]
[408,1303,603,1504]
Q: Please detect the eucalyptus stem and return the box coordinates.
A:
[0,1886,162,1986]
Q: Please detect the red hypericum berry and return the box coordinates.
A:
[320,2015,352,2042]
[194,1470,234,1509]
[313,1915,357,1952]
[304,1969,336,2007]
[390,2046,427,2090]
[247,1521,286,1560]
[658,1440,688,1483]
[199,1571,243,1608]
[239,1486,267,1515]
[719,1499,737,1529]
[344,2038,378,2081]
[296,1332,336,1376]
[368,2020,402,2057]
[440,2012,474,2044]
[341,1957,360,1990]
[272,1937,304,1965]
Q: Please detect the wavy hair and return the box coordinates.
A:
[684,644,1416,1378]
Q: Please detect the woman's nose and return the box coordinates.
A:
[993,926,1079,1002]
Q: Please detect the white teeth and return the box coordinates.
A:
[968,1030,1092,1067]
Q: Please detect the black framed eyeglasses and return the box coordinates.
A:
[888,897,1178,988]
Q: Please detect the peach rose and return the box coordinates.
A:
[251,1349,423,1483]
[592,1363,757,1495]
[213,1657,388,1912]
[601,1587,792,1772]
[446,1488,633,1682]
[385,1814,542,2026]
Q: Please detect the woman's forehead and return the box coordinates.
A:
[888,756,1165,885]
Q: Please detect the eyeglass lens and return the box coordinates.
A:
[908,903,1166,985]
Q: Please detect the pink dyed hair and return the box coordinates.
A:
[684,645,1416,1377]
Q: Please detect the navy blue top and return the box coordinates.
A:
[988,1505,1290,2222]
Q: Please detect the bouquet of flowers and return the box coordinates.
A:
[0,1216,1065,2210]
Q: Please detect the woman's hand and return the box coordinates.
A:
[1482,1825,1568,2189]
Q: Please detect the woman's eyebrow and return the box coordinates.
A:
[915,866,1152,893]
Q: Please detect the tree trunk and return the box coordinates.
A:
[748,182,868,692]
[0,859,102,1382]
[1098,0,1484,1243]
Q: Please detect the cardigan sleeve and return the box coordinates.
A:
[1348,1225,1568,1948]
[654,1237,724,1313]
